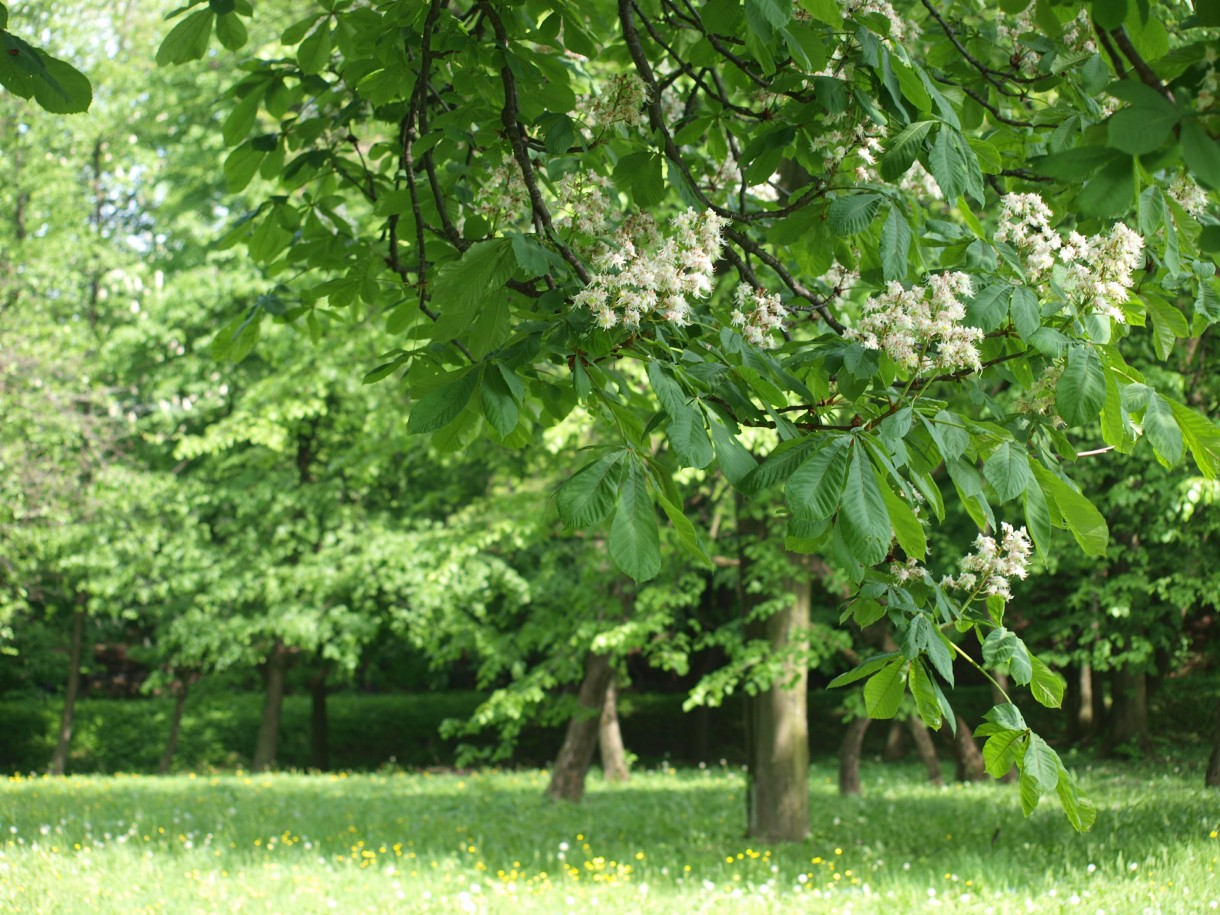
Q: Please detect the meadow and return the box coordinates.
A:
[1,759,1217,914]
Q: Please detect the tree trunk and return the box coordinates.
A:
[946,714,987,782]
[48,606,86,776]
[310,665,329,772]
[746,575,811,842]
[839,716,872,796]
[883,719,908,760]
[1089,664,1107,732]
[545,652,614,802]
[1206,697,1220,788]
[252,641,289,773]
[1106,667,1151,756]
[157,672,198,775]
[598,676,630,782]
[906,716,944,786]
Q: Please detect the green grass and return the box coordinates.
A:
[1,761,1217,913]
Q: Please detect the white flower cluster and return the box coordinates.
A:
[1061,9,1097,54]
[573,208,728,330]
[844,0,916,41]
[941,523,1032,601]
[1167,174,1210,219]
[554,170,612,236]
[995,193,1061,275]
[818,261,860,296]
[853,272,983,374]
[473,154,528,226]
[590,74,649,129]
[1058,222,1145,322]
[996,193,1145,323]
[730,285,786,349]
[808,114,887,183]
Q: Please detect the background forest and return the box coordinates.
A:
[0,0,1219,876]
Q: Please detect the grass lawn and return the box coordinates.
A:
[1,759,1216,913]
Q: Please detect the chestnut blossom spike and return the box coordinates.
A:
[941,522,1033,601]
[852,272,983,375]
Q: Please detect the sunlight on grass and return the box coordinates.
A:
[1,762,1216,913]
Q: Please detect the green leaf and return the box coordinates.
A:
[1092,0,1128,30]
[479,363,520,438]
[1145,295,1189,361]
[983,702,1027,729]
[223,88,263,146]
[879,120,934,180]
[215,11,248,50]
[799,0,841,25]
[1056,764,1098,832]
[828,651,901,689]
[407,368,479,434]
[1023,476,1052,559]
[1056,346,1107,427]
[0,33,93,113]
[982,728,1025,779]
[297,22,332,75]
[880,206,911,283]
[614,152,666,208]
[863,659,906,719]
[1170,399,1220,477]
[1182,118,1220,190]
[908,660,943,730]
[655,488,711,569]
[1143,392,1184,466]
[211,309,261,363]
[1031,462,1109,557]
[880,483,926,560]
[1029,655,1065,708]
[746,0,790,29]
[668,404,715,469]
[223,140,267,193]
[1009,286,1041,340]
[740,437,826,494]
[827,194,882,235]
[428,239,517,350]
[1107,87,1179,155]
[1076,154,1134,218]
[556,451,625,528]
[966,284,1011,332]
[838,442,893,566]
[156,9,215,66]
[984,441,1034,503]
[708,415,758,487]
[786,437,849,521]
[609,458,662,582]
[1022,733,1060,792]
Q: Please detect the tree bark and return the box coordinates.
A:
[946,714,987,782]
[906,715,944,786]
[746,575,811,842]
[1105,667,1151,756]
[1206,697,1220,788]
[310,664,329,772]
[157,671,198,775]
[545,652,614,802]
[883,719,908,760]
[598,675,630,782]
[839,716,872,796]
[48,606,86,776]
[252,640,289,773]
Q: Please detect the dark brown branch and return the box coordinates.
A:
[919,0,1033,94]
[1093,25,1128,80]
[1110,26,1172,101]
[726,228,848,335]
[477,0,591,284]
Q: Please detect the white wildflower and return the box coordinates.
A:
[942,522,1032,600]
[852,272,982,374]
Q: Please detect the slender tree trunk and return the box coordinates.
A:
[252,641,289,773]
[1206,697,1220,788]
[883,720,908,760]
[1106,668,1151,756]
[545,652,614,802]
[906,716,944,786]
[946,714,987,781]
[157,672,198,775]
[310,665,329,772]
[746,575,811,842]
[839,716,871,796]
[48,606,86,776]
[598,676,630,782]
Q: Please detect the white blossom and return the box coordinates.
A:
[852,272,982,374]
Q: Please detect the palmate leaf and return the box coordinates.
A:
[609,458,662,582]
[863,659,906,718]
[827,193,882,235]
[1056,346,1107,427]
[556,451,626,528]
[838,442,892,566]
[0,31,91,113]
